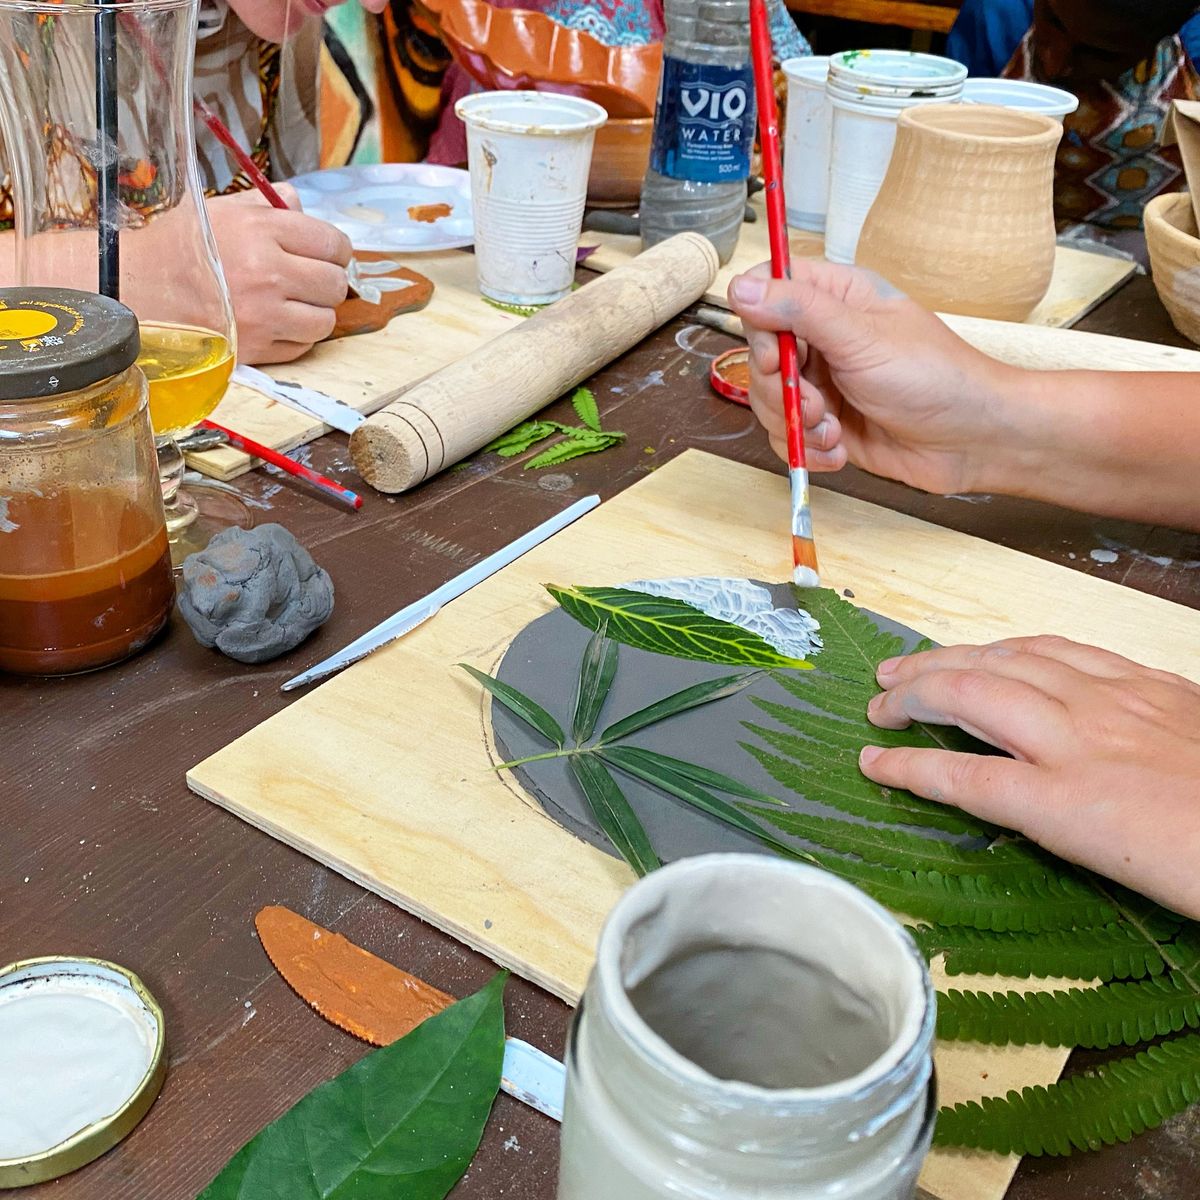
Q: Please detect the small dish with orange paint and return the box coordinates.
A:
[710,346,751,407]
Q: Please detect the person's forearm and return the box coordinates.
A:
[976,367,1200,530]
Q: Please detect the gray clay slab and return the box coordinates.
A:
[491,587,939,866]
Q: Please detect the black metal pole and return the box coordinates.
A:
[94,1,119,298]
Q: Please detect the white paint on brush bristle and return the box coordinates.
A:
[793,564,821,588]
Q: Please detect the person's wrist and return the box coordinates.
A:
[964,360,1056,496]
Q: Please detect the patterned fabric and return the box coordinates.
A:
[1004,26,1200,228]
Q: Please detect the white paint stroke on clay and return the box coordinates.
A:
[623,577,824,660]
[0,497,17,533]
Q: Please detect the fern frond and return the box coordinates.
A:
[750,809,1053,878]
[789,587,908,683]
[939,976,1200,1048]
[811,854,1117,933]
[910,924,1168,982]
[934,1034,1200,1155]
[742,734,989,836]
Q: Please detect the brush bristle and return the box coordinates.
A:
[792,536,820,588]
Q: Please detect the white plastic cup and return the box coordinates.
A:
[824,50,967,265]
[782,56,831,232]
[456,91,607,306]
[962,77,1079,122]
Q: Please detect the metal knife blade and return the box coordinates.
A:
[232,365,365,435]
[255,906,566,1122]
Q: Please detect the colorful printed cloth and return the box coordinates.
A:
[1004,27,1200,228]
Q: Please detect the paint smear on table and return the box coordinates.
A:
[1089,548,1119,564]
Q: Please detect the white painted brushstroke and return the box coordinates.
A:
[623,577,823,660]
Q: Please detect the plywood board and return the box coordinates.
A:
[581,194,1137,328]
[189,450,1200,1200]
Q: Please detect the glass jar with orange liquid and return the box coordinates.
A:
[0,289,175,676]
[0,0,246,565]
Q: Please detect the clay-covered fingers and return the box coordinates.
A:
[866,668,1068,761]
[858,745,1047,835]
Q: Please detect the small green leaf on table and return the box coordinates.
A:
[483,421,558,457]
[570,386,601,432]
[197,972,507,1200]
[527,430,625,470]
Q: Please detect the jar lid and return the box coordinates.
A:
[0,957,166,1188]
[0,288,140,401]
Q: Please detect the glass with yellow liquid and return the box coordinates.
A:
[0,0,250,564]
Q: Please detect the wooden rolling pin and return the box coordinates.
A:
[350,232,720,493]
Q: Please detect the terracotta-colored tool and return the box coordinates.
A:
[255,906,566,1120]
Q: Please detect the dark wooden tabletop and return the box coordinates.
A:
[5,270,1199,1199]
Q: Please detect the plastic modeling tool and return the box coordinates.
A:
[749,0,820,587]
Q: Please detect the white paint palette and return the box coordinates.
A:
[289,163,474,252]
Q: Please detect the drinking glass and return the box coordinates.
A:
[0,0,250,563]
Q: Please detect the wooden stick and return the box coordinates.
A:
[350,233,720,493]
[750,0,820,587]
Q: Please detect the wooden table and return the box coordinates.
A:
[785,0,962,36]
[5,272,1199,1199]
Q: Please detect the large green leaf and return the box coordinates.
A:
[569,752,660,877]
[572,628,618,743]
[910,924,1169,982]
[934,1034,1200,1155]
[600,671,760,743]
[460,663,565,747]
[939,976,1200,1049]
[198,973,506,1199]
[547,584,813,670]
[598,746,791,852]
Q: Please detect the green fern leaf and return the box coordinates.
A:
[934,1034,1200,1155]
[810,853,1118,933]
[910,924,1169,982]
[748,808,1054,878]
[570,386,602,432]
[742,735,987,836]
[939,976,1200,1048]
[526,431,624,470]
[789,587,908,684]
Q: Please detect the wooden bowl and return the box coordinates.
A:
[1145,192,1200,345]
[587,116,652,207]
[429,0,661,119]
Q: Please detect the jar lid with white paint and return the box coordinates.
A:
[0,957,166,1188]
[827,49,967,111]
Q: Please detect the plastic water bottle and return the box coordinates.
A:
[640,0,753,265]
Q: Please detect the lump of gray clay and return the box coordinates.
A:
[179,524,334,664]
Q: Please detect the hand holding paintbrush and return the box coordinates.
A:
[748,0,820,587]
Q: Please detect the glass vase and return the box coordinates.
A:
[0,0,249,565]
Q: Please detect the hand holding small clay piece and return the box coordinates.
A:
[178,524,334,664]
[859,636,1200,919]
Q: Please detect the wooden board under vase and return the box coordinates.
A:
[188,450,1200,1200]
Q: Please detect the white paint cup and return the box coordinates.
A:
[456,91,607,306]
[962,77,1079,122]
[825,51,967,265]
[782,56,831,232]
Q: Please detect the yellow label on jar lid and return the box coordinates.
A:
[0,309,59,341]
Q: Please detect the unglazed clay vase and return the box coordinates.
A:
[587,116,653,206]
[856,103,1061,321]
[1145,192,1200,345]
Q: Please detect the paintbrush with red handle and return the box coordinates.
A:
[748,0,820,587]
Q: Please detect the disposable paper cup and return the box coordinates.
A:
[782,57,831,232]
[456,91,607,306]
[962,77,1079,122]
[824,50,966,265]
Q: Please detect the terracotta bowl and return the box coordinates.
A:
[430,0,662,119]
[1145,192,1200,345]
[587,116,653,207]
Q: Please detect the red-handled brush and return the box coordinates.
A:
[748,0,820,587]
